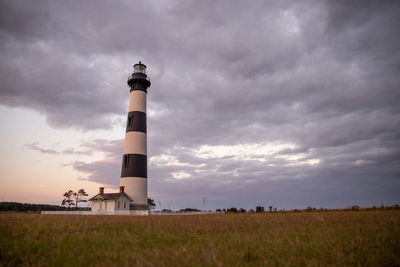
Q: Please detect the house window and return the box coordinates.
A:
[124,201,126,209]
[123,155,129,168]
[118,201,120,209]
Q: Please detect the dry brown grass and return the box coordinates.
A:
[1,210,399,266]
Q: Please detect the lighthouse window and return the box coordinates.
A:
[128,116,132,126]
[123,155,129,168]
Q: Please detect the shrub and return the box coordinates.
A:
[179,208,201,212]
[256,206,264,213]
[227,207,238,213]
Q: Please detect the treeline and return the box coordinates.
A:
[217,204,400,213]
[155,204,400,214]
[0,202,90,212]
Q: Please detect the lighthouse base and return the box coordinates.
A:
[120,177,148,204]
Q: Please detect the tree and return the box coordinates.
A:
[227,207,238,213]
[62,190,74,209]
[73,189,88,210]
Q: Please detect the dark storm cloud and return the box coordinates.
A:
[2,0,399,209]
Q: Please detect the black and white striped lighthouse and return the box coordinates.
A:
[120,62,151,210]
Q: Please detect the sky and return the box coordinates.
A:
[0,0,399,210]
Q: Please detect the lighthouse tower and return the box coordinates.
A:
[120,62,151,210]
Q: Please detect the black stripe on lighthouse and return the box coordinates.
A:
[126,111,147,133]
[121,154,147,178]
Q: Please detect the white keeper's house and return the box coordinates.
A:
[89,186,148,215]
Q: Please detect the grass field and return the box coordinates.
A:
[1,210,399,266]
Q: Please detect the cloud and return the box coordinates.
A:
[79,139,124,158]
[74,159,121,186]
[25,143,59,155]
[61,148,92,156]
[2,0,400,208]
[70,139,124,186]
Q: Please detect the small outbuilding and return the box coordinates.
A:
[89,186,132,213]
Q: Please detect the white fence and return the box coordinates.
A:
[151,211,218,216]
[41,210,149,216]
[41,210,219,216]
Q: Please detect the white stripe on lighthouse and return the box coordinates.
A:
[123,132,147,155]
[129,90,146,112]
[120,177,147,204]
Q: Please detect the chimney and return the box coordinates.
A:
[99,187,104,194]
[119,186,125,193]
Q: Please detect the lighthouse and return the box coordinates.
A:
[120,61,151,210]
